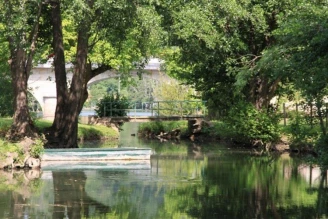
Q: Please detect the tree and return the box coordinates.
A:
[0,0,48,139]
[46,0,165,148]
[272,2,328,136]
[153,77,201,116]
[159,0,297,114]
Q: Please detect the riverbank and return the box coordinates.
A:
[137,119,308,155]
[0,118,119,169]
[0,118,119,142]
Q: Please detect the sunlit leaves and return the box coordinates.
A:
[62,19,77,61]
[172,3,219,49]
[273,2,328,101]
[154,78,194,101]
[89,40,116,66]
[0,0,41,48]
[162,0,297,112]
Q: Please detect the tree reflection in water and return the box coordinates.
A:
[0,149,328,219]
[316,170,328,218]
[52,171,110,218]
[159,153,328,219]
[0,170,42,218]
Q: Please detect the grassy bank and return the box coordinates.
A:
[138,120,292,146]
[33,119,119,142]
[0,118,119,167]
[139,121,189,136]
[138,119,324,152]
[0,118,119,147]
[138,120,224,140]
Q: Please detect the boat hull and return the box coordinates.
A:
[41,148,152,161]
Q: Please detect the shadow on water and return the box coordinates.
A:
[1,122,328,218]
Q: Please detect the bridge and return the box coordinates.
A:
[82,115,206,124]
[80,100,207,123]
[28,58,167,120]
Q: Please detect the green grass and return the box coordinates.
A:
[139,120,188,135]
[34,119,52,130]
[0,139,19,156]
[78,123,118,141]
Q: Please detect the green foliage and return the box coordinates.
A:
[85,77,157,108]
[0,138,25,164]
[85,1,166,74]
[225,102,280,144]
[0,136,44,162]
[272,3,328,136]
[0,27,13,117]
[0,139,19,158]
[288,114,319,149]
[160,0,298,114]
[95,92,130,117]
[200,120,234,139]
[0,118,12,137]
[153,78,203,116]
[29,138,44,158]
[0,76,14,117]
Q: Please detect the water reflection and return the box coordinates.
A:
[1,149,328,219]
[52,171,110,218]
[0,170,42,218]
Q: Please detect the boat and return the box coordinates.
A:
[41,147,152,161]
[40,148,153,170]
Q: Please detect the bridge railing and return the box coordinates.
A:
[100,100,207,117]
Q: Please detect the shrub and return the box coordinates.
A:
[288,114,319,149]
[224,101,280,145]
[95,92,130,117]
[29,138,44,158]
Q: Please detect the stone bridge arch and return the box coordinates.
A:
[87,59,167,87]
[28,58,166,120]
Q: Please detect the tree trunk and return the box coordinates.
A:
[46,0,94,148]
[5,1,42,140]
[6,48,37,140]
[249,75,280,110]
[52,171,110,217]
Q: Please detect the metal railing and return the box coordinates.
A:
[100,100,207,117]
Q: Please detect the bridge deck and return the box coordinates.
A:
[81,115,204,123]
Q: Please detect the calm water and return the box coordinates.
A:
[0,123,327,219]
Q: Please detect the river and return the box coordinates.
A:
[0,123,327,219]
